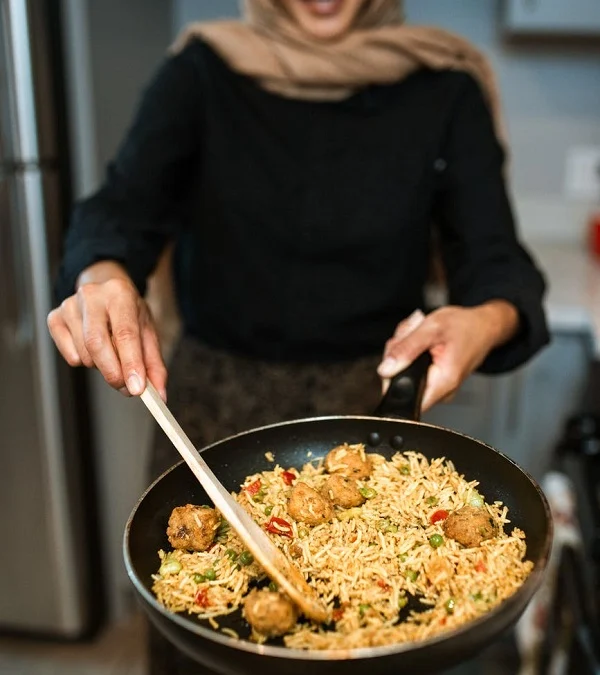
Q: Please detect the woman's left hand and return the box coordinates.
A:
[377,301,520,412]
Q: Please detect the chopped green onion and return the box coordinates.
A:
[239,550,254,566]
[470,592,483,602]
[377,519,390,531]
[217,521,230,538]
[192,573,205,584]
[264,505,274,516]
[359,487,377,500]
[358,603,370,617]
[469,491,484,508]
[268,581,278,592]
[429,534,444,549]
[368,541,377,547]
[398,553,408,563]
[405,569,418,582]
[425,496,438,506]
[204,568,217,581]
[400,465,410,475]
[386,524,398,533]
[298,528,309,539]
[159,558,182,576]
[253,490,266,503]
[445,598,456,614]
[398,594,408,609]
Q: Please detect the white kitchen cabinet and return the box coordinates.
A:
[504,0,600,35]
[423,332,592,479]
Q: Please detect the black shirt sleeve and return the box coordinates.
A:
[55,46,203,301]
[433,74,550,374]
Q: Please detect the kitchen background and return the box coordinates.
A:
[1,0,599,673]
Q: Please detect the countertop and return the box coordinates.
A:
[528,240,600,358]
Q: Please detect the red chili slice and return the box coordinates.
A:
[332,608,345,622]
[377,579,391,591]
[194,589,210,608]
[430,509,449,524]
[245,479,262,496]
[475,561,487,573]
[282,471,296,486]
[265,516,293,538]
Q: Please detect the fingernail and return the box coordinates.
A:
[127,372,143,396]
[159,388,168,403]
[118,386,132,398]
[377,357,397,377]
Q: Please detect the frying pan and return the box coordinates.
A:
[124,354,552,675]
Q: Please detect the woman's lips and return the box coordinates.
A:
[300,0,345,17]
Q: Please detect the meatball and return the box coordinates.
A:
[166,504,221,551]
[243,589,298,637]
[442,506,498,548]
[321,474,365,509]
[324,443,372,479]
[288,482,334,525]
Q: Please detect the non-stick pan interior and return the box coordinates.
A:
[126,416,551,647]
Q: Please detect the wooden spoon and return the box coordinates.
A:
[140,382,329,624]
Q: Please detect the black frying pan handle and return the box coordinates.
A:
[373,351,432,421]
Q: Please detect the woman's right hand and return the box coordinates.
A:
[47,261,167,399]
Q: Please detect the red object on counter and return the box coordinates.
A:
[590,212,600,259]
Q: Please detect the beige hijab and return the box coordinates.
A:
[172,0,507,143]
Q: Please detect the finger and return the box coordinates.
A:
[392,309,426,341]
[421,363,460,412]
[58,301,94,368]
[47,311,82,366]
[378,319,437,379]
[141,321,168,401]
[108,295,146,396]
[79,290,125,389]
[118,386,133,398]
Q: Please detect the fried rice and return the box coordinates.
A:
[152,448,533,649]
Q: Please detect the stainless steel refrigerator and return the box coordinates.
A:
[0,0,100,637]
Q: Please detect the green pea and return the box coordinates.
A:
[225,549,238,562]
[398,553,408,563]
[298,528,309,539]
[358,603,370,617]
[386,524,398,533]
[445,598,456,614]
[192,573,205,584]
[239,550,254,566]
[425,496,438,506]
[253,490,266,503]
[359,487,377,499]
[217,521,230,538]
[377,519,390,531]
[405,569,418,582]
[264,505,274,516]
[203,568,217,581]
[429,534,444,549]
[398,595,408,609]
[268,581,278,592]
[400,465,410,475]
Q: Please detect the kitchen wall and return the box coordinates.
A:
[173,0,600,242]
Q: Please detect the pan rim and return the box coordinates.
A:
[123,414,554,661]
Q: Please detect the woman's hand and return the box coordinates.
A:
[47,261,167,399]
[377,302,519,412]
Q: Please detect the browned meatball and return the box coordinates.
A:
[166,505,221,551]
[288,482,334,525]
[442,506,498,548]
[324,443,372,479]
[321,474,366,509]
[243,589,298,637]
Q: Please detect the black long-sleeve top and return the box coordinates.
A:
[56,40,549,372]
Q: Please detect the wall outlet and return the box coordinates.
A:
[565,146,600,201]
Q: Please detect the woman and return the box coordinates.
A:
[49,0,548,672]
